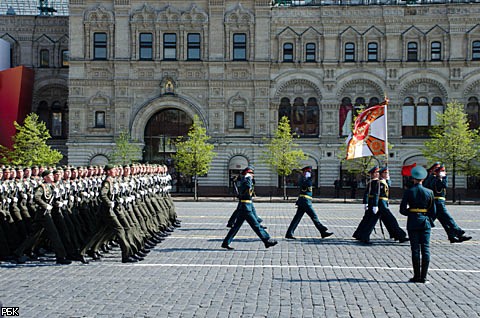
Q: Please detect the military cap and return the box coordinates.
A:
[41,170,52,177]
[104,164,115,171]
[379,167,389,174]
[368,166,380,174]
[302,166,312,172]
[411,166,428,180]
[242,166,254,175]
[434,164,445,173]
[428,162,441,172]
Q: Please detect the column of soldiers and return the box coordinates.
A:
[0,163,180,265]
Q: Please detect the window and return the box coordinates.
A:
[163,33,177,60]
[367,42,378,62]
[93,33,107,60]
[39,49,49,67]
[305,43,316,62]
[61,50,69,67]
[431,41,441,61]
[283,43,293,62]
[368,97,380,107]
[139,33,153,60]
[472,41,480,60]
[345,42,355,62]
[51,101,62,137]
[233,33,246,60]
[234,112,244,128]
[95,111,106,128]
[187,33,201,60]
[279,97,318,137]
[402,96,444,137]
[407,42,418,61]
[466,96,480,130]
[339,97,353,136]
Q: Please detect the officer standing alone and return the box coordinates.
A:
[400,166,436,283]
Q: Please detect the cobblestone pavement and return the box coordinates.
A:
[1,202,479,318]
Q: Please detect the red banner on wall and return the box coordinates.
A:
[0,66,34,148]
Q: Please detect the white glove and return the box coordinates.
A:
[13,197,18,203]
[305,172,311,178]
[372,206,378,214]
[46,204,53,211]
[110,202,115,208]
[57,201,64,208]
[364,204,368,211]
[119,198,124,204]
[440,172,446,177]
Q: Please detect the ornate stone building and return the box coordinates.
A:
[0,8,69,162]
[4,0,480,195]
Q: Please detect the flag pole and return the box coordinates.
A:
[383,96,389,166]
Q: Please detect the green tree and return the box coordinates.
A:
[109,131,142,165]
[0,113,62,166]
[261,116,307,200]
[173,115,216,201]
[422,100,480,201]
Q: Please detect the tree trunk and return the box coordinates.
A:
[194,175,198,202]
[452,161,456,203]
[283,175,287,200]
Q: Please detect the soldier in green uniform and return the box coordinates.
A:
[400,166,436,283]
[285,166,333,240]
[427,165,472,243]
[15,170,71,265]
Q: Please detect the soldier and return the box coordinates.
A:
[15,170,71,265]
[353,166,381,244]
[222,166,278,250]
[377,167,409,243]
[427,165,472,243]
[285,166,333,240]
[80,164,137,263]
[400,166,436,283]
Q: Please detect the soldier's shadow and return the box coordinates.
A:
[284,278,410,284]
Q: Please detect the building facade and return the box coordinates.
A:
[0,10,69,161]
[3,0,480,195]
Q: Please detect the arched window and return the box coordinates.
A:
[305,43,316,62]
[407,42,418,61]
[402,96,443,137]
[466,96,480,129]
[367,42,378,62]
[345,42,355,62]
[431,41,441,61]
[368,97,380,107]
[473,41,480,60]
[339,97,353,136]
[279,96,318,137]
[279,97,291,122]
[283,43,294,62]
[38,101,49,124]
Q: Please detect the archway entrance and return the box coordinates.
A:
[144,108,194,193]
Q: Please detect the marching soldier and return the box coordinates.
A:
[222,166,278,250]
[285,166,333,240]
[427,164,472,243]
[353,166,381,244]
[400,166,436,283]
[15,170,71,265]
[377,167,409,243]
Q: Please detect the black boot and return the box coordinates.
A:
[420,260,430,283]
[409,258,421,282]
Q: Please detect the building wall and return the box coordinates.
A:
[65,0,480,192]
[0,15,69,161]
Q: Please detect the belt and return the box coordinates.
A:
[379,197,388,201]
[409,208,427,213]
[434,197,446,201]
[368,195,375,198]
[240,200,252,203]
[299,194,313,200]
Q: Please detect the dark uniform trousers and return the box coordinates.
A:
[400,183,436,281]
[222,202,270,246]
[286,197,327,237]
